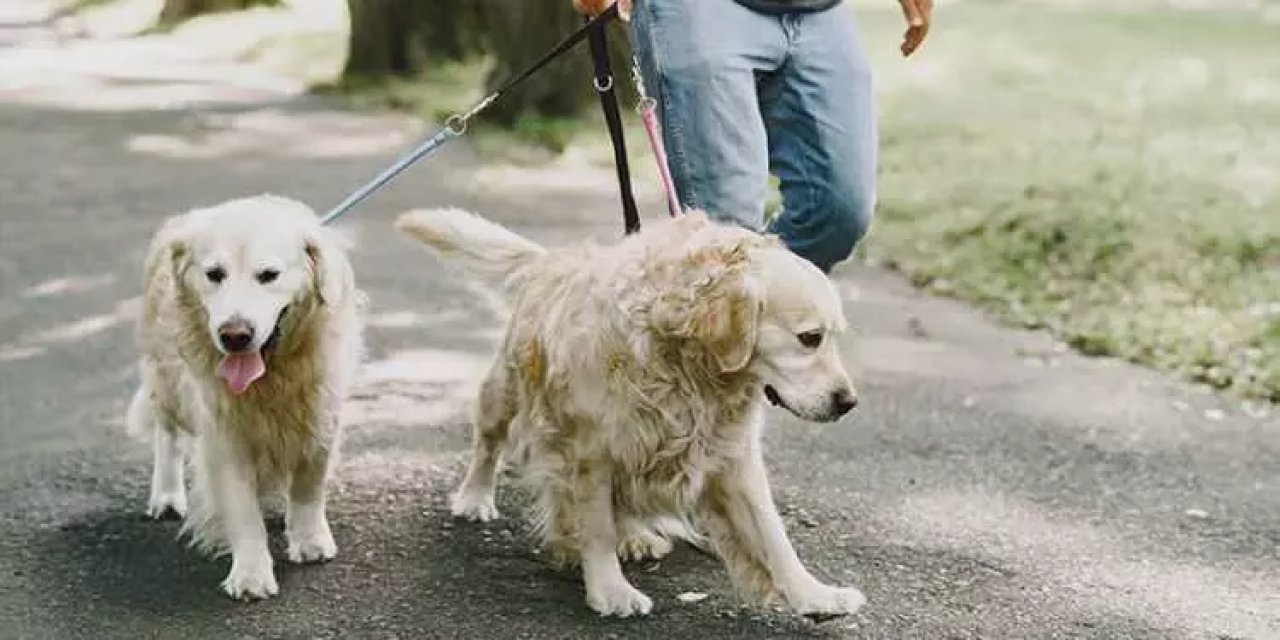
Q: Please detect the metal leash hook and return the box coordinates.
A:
[320,91,500,225]
[445,92,498,136]
[630,57,657,114]
[319,5,622,227]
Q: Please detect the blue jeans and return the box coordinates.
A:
[630,0,877,272]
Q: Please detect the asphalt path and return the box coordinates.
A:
[1,6,1276,638]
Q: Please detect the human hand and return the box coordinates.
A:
[898,0,932,57]
[573,0,633,21]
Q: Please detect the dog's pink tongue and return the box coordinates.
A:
[217,352,266,395]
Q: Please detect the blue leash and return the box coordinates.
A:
[320,5,621,226]
[319,109,478,226]
[320,125,455,225]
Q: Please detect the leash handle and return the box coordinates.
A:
[587,14,641,235]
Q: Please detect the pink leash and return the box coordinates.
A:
[632,58,682,218]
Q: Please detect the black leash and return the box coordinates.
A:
[586,14,642,235]
[323,4,633,227]
[492,4,620,103]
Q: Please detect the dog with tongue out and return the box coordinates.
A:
[216,316,276,395]
[124,195,365,601]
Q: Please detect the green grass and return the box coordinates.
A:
[328,3,1279,401]
[856,3,1280,401]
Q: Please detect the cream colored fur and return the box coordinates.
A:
[127,194,364,600]
[396,208,864,619]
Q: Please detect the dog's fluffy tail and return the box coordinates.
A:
[395,208,546,277]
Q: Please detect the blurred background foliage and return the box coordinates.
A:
[65,0,1280,402]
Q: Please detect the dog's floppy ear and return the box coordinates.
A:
[304,226,353,306]
[143,213,194,290]
[697,278,761,372]
[648,243,762,373]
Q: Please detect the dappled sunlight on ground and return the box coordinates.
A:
[22,274,118,299]
[336,448,466,489]
[367,309,471,331]
[0,345,45,363]
[344,348,490,433]
[360,348,490,387]
[466,144,662,199]
[340,348,491,486]
[0,37,303,110]
[0,296,139,364]
[0,0,347,112]
[127,108,419,160]
[889,489,1280,638]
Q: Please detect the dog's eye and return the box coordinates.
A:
[797,330,823,349]
[205,266,226,284]
[256,269,280,285]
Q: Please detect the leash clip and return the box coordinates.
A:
[445,93,499,136]
[630,57,656,114]
[443,114,467,136]
[322,6,625,227]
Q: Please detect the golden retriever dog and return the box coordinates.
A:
[126,195,364,600]
[395,209,864,618]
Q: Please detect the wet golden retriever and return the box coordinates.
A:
[396,209,863,618]
[126,195,364,600]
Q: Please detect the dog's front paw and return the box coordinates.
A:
[286,525,337,564]
[586,580,654,617]
[221,561,279,601]
[788,583,866,620]
[450,490,500,522]
[617,529,673,563]
[146,489,188,520]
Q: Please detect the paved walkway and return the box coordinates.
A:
[0,4,1276,638]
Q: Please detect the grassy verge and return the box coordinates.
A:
[857,3,1279,401]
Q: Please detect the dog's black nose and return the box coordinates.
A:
[832,389,858,416]
[218,322,255,353]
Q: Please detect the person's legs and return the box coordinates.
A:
[762,7,877,272]
[630,0,787,230]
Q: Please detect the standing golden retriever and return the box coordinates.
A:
[126,195,364,600]
[396,209,864,619]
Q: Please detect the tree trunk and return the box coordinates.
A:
[158,0,280,27]
[342,0,481,80]
[339,0,632,120]
[475,0,633,124]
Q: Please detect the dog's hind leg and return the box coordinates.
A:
[129,383,189,520]
[616,516,675,563]
[450,358,515,522]
[575,461,653,617]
